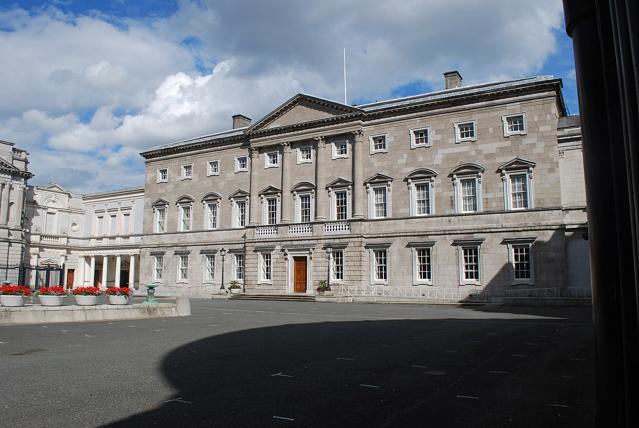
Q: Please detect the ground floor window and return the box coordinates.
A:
[414,247,432,284]
[177,255,189,281]
[234,254,245,280]
[153,255,163,281]
[203,254,215,282]
[331,250,344,281]
[372,249,388,283]
[260,253,272,282]
[461,246,480,285]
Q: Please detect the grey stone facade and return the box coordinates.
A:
[139,73,589,299]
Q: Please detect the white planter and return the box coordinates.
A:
[38,294,65,306]
[229,288,241,295]
[108,295,130,305]
[1,295,25,307]
[74,295,98,306]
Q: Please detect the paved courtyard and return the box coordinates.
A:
[0,300,593,427]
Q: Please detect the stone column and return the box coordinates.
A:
[101,256,108,289]
[249,147,260,226]
[129,255,136,289]
[352,130,365,219]
[11,184,24,227]
[89,256,96,286]
[0,182,9,226]
[314,136,328,220]
[114,255,121,287]
[280,142,292,223]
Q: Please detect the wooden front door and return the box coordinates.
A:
[293,257,307,293]
[66,269,75,289]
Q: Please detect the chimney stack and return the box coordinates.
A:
[232,114,251,129]
[444,71,463,89]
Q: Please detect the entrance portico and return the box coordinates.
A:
[77,251,140,289]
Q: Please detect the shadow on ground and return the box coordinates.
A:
[105,313,593,428]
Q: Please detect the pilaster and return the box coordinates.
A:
[249,147,260,225]
[314,136,328,220]
[352,130,364,218]
[280,142,292,223]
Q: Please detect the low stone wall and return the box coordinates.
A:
[0,298,191,324]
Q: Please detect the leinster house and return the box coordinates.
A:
[136,71,590,302]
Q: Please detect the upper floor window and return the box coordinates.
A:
[182,164,193,179]
[265,151,279,168]
[460,178,478,213]
[96,215,105,236]
[297,146,313,164]
[326,178,352,221]
[207,160,219,176]
[406,169,437,216]
[410,128,431,149]
[451,164,484,214]
[335,190,348,220]
[454,121,477,143]
[152,199,169,233]
[332,140,349,159]
[109,214,117,235]
[230,190,249,228]
[365,174,393,219]
[266,197,278,225]
[180,205,192,231]
[206,202,218,229]
[157,168,168,183]
[235,156,248,172]
[498,158,535,211]
[509,173,529,209]
[122,212,130,234]
[502,113,527,137]
[298,194,312,223]
[373,187,388,218]
[369,134,388,154]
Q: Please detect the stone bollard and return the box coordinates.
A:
[176,296,191,316]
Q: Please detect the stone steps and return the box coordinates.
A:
[230,294,316,302]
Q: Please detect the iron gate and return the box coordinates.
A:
[0,264,64,289]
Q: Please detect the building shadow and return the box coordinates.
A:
[104,316,593,427]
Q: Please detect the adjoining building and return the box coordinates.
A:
[139,71,590,301]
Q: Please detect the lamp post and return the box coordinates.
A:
[325,245,332,291]
[219,248,226,292]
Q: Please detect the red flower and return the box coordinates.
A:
[71,287,102,296]
[105,287,132,296]
[0,285,32,296]
[38,286,66,296]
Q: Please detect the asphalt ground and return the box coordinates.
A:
[0,300,594,427]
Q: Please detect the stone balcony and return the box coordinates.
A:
[252,220,352,239]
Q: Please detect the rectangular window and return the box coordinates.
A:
[266,151,279,168]
[512,245,531,280]
[236,200,246,227]
[510,174,528,209]
[204,254,215,281]
[460,178,478,213]
[370,135,387,153]
[462,247,480,283]
[332,250,344,281]
[455,121,476,143]
[109,214,117,235]
[157,168,168,183]
[415,183,431,215]
[332,141,348,158]
[182,164,193,179]
[153,255,163,281]
[412,128,430,147]
[299,194,311,223]
[373,249,388,282]
[298,146,312,163]
[267,197,278,225]
[503,113,527,136]
[260,253,272,281]
[236,156,248,172]
[155,208,166,233]
[178,255,189,281]
[206,203,218,229]
[374,187,387,218]
[122,213,130,234]
[208,160,219,175]
[335,191,348,220]
[180,205,191,231]
[416,248,432,282]
[235,254,245,280]
[96,215,104,236]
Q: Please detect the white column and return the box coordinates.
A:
[101,256,108,289]
[129,255,135,289]
[11,184,24,227]
[115,255,121,287]
[89,256,96,286]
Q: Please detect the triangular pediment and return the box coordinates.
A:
[258,185,282,195]
[38,183,70,194]
[497,157,536,172]
[326,177,352,189]
[364,173,394,185]
[292,182,315,192]
[228,189,249,199]
[249,94,361,131]
[151,198,169,206]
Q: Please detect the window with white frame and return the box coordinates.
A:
[205,201,218,229]
[410,128,431,148]
[369,134,388,153]
[297,146,313,164]
[498,159,535,210]
[157,168,168,183]
[460,178,478,213]
[413,246,433,285]
[154,206,167,233]
[182,164,193,179]
[207,160,219,176]
[411,181,433,216]
[179,204,192,231]
[266,197,278,225]
[331,250,344,281]
[509,173,529,209]
[335,190,348,220]
[234,254,245,280]
[373,187,388,218]
[454,121,477,143]
[233,199,247,227]
[265,151,279,168]
[460,245,481,285]
[505,239,535,284]
[235,156,248,172]
[203,254,215,282]
[502,113,527,136]
[259,252,272,282]
[109,214,117,235]
[122,213,130,234]
[177,255,189,281]
[153,255,163,281]
[298,194,311,223]
[372,248,388,283]
[332,140,349,159]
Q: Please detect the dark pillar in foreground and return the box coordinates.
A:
[563,1,639,426]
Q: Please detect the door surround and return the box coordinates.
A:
[285,249,313,294]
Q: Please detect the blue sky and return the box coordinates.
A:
[0,0,577,192]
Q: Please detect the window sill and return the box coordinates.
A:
[156,180,168,184]
[235,169,248,173]
[460,282,481,286]
[370,150,388,155]
[504,131,527,138]
[176,280,189,284]
[180,177,192,181]
[207,173,220,177]
[410,144,432,150]
[454,138,477,144]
